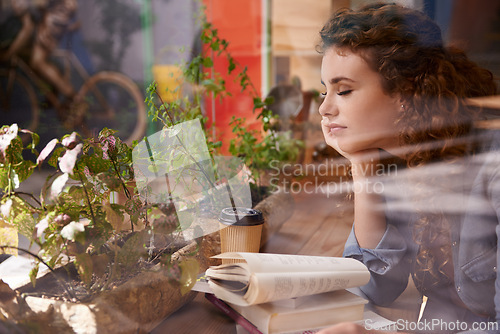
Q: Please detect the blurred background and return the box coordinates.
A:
[1,0,499,157]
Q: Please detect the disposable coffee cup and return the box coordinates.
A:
[219,207,264,264]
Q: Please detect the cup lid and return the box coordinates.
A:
[219,207,264,226]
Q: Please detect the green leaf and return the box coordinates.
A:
[67,185,86,203]
[179,258,199,295]
[29,264,39,288]
[0,166,9,190]
[48,147,65,168]
[97,172,121,191]
[102,203,124,231]
[13,160,35,184]
[5,136,24,165]
[227,57,236,73]
[79,155,111,174]
[8,197,36,237]
[202,57,213,68]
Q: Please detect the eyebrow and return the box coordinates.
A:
[321,77,356,86]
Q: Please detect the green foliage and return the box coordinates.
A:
[147,17,303,195]
[0,124,195,299]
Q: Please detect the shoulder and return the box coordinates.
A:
[470,128,500,190]
[471,127,500,154]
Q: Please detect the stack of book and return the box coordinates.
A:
[197,252,380,334]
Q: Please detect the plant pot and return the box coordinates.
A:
[22,268,197,334]
[8,241,199,334]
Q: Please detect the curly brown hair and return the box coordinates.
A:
[319,3,497,163]
[319,3,498,287]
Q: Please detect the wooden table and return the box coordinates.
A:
[151,189,355,333]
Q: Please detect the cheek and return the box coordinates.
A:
[375,109,399,131]
[357,102,398,131]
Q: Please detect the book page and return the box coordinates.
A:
[213,252,368,274]
[205,265,249,281]
[246,270,370,305]
[208,253,370,306]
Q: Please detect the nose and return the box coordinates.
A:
[318,95,337,117]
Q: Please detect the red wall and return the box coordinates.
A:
[203,0,263,153]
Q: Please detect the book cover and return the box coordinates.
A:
[229,289,368,334]
[204,293,263,334]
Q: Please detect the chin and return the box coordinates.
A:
[337,141,370,155]
[323,137,339,151]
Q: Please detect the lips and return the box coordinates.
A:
[324,122,347,134]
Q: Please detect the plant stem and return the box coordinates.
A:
[153,89,176,126]
[7,153,13,196]
[112,158,134,232]
[110,156,131,200]
[75,164,96,224]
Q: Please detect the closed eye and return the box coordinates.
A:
[337,90,352,96]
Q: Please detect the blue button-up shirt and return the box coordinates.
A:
[343,129,500,333]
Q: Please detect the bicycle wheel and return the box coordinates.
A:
[0,69,40,135]
[75,71,147,145]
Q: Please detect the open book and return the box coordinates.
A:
[206,252,370,307]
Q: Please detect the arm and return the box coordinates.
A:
[342,152,412,305]
[350,155,387,248]
[344,223,410,306]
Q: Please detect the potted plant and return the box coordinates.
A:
[0,13,301,334]
[0,123,205,332]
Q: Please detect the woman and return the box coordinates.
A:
[316,3,499,333]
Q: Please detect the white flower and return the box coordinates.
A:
[79,218,91,227]
[59,143,83,174]
[60,221,85,241]
[51,173,69,197]
[37,138,59,164]
[1,199,12,218]
[0,124,18,158]
[61,132,78,148]
[12,171,19,189]
[35,217,50,238]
